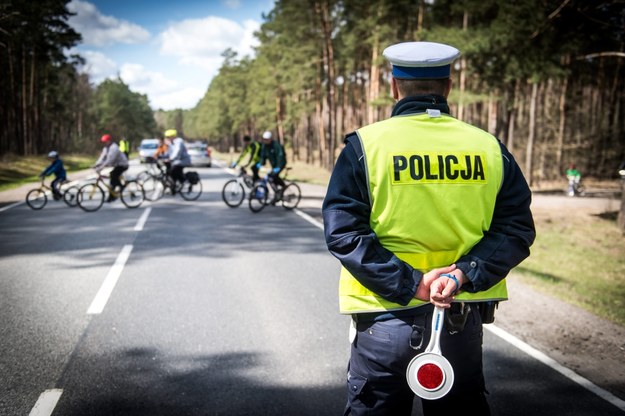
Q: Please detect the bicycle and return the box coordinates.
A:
[222,167,255,208]
[76,170,145,212]
[136,159,168,201]
[136,162,202,202]
[172,169,203,201]
[248,167,301,213]
[567,176,585,197]
[25,178,80,210]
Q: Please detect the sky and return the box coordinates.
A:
[66,0,275,111]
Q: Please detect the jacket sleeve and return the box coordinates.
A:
[103,144,122,167]
[322,135,421,305]
[454,142,536,292]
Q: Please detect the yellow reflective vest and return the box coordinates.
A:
[339,112,508,314]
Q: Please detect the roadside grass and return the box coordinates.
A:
[0,153,95,191]
[516,209,625,326]
[2,152,624,327]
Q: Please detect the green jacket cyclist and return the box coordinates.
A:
[232,135,261,181]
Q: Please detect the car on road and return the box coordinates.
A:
[138,138,160,163]
[187,141,212,167]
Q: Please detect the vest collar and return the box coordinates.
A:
[391,95,450,117]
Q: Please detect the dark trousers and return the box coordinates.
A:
[51,177,66,196]
[268,170,286,189]
[345,305,490,416]
[250,164,260,182]
[170,165,185,184]
[110,166,128,192]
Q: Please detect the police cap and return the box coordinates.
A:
[383,41,460,80]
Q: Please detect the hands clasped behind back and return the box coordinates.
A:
[415,264,465,308]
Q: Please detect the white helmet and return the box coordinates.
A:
[47,151,58,158]
[262,131,272,140]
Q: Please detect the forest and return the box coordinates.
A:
[1,0,624,185]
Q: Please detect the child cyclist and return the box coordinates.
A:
[39,151,67,200]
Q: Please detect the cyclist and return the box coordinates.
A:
[231,135,261,182]
[153,136,171,176]
[257,131,287,200]
[94,134,129,202]
[566,163,582,196]
[39,150,67,200]
[164,129,190,192]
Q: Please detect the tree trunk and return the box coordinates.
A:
[555,76,568,175]
[318,0,336,168]
[457,11,469,121]
[618,178,625,234]
[525,81,538,185]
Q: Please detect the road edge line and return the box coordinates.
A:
[485,324,625,412]
[28,389,63,416]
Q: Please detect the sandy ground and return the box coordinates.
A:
[3,169,625,401]
[496,192,625,400]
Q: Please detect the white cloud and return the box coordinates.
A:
[119,63,177,94]
[159,16,259,72]
[150,87,206,111]
[67,0,150,47]
[119,63,202,110]
[76,50,118,82]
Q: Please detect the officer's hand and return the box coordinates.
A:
[414,265,456,302]
[430,270,466,308]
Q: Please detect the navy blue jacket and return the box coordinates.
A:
[322,95,536,306]
[41,159,66,180]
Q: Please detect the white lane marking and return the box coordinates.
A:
[87,244,133,315]
[486,324,625,412]
[0,201,23,212]
[294,208,323,230]
[29,389,63,416]
[134,206,151,231]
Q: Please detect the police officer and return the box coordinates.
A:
[322,41,535,415]
[119,137,130,159]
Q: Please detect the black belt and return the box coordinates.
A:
[352,304,434,323]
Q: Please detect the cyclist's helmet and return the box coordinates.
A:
[262,131,272,140]
[47,150,58,158]
[100,134,112,143]
[165,129,177,138]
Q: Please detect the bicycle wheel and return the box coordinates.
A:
[249,183,268,213]
[63,185,79,207]
[136,170,152,184]
[222,179,245,207]
[120,180,145,208]
[281,183,302,210]
[142,176,165,201]
[179,179,202,201]
[26,188,47,210]
[77,183,105,212]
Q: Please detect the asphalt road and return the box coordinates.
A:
[1,163,624,416]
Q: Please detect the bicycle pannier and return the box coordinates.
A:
[186,171,200,184]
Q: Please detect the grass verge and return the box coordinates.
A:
[515,208,625,326]
[0,153,95,192]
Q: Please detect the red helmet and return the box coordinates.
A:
[100,134,112,143]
